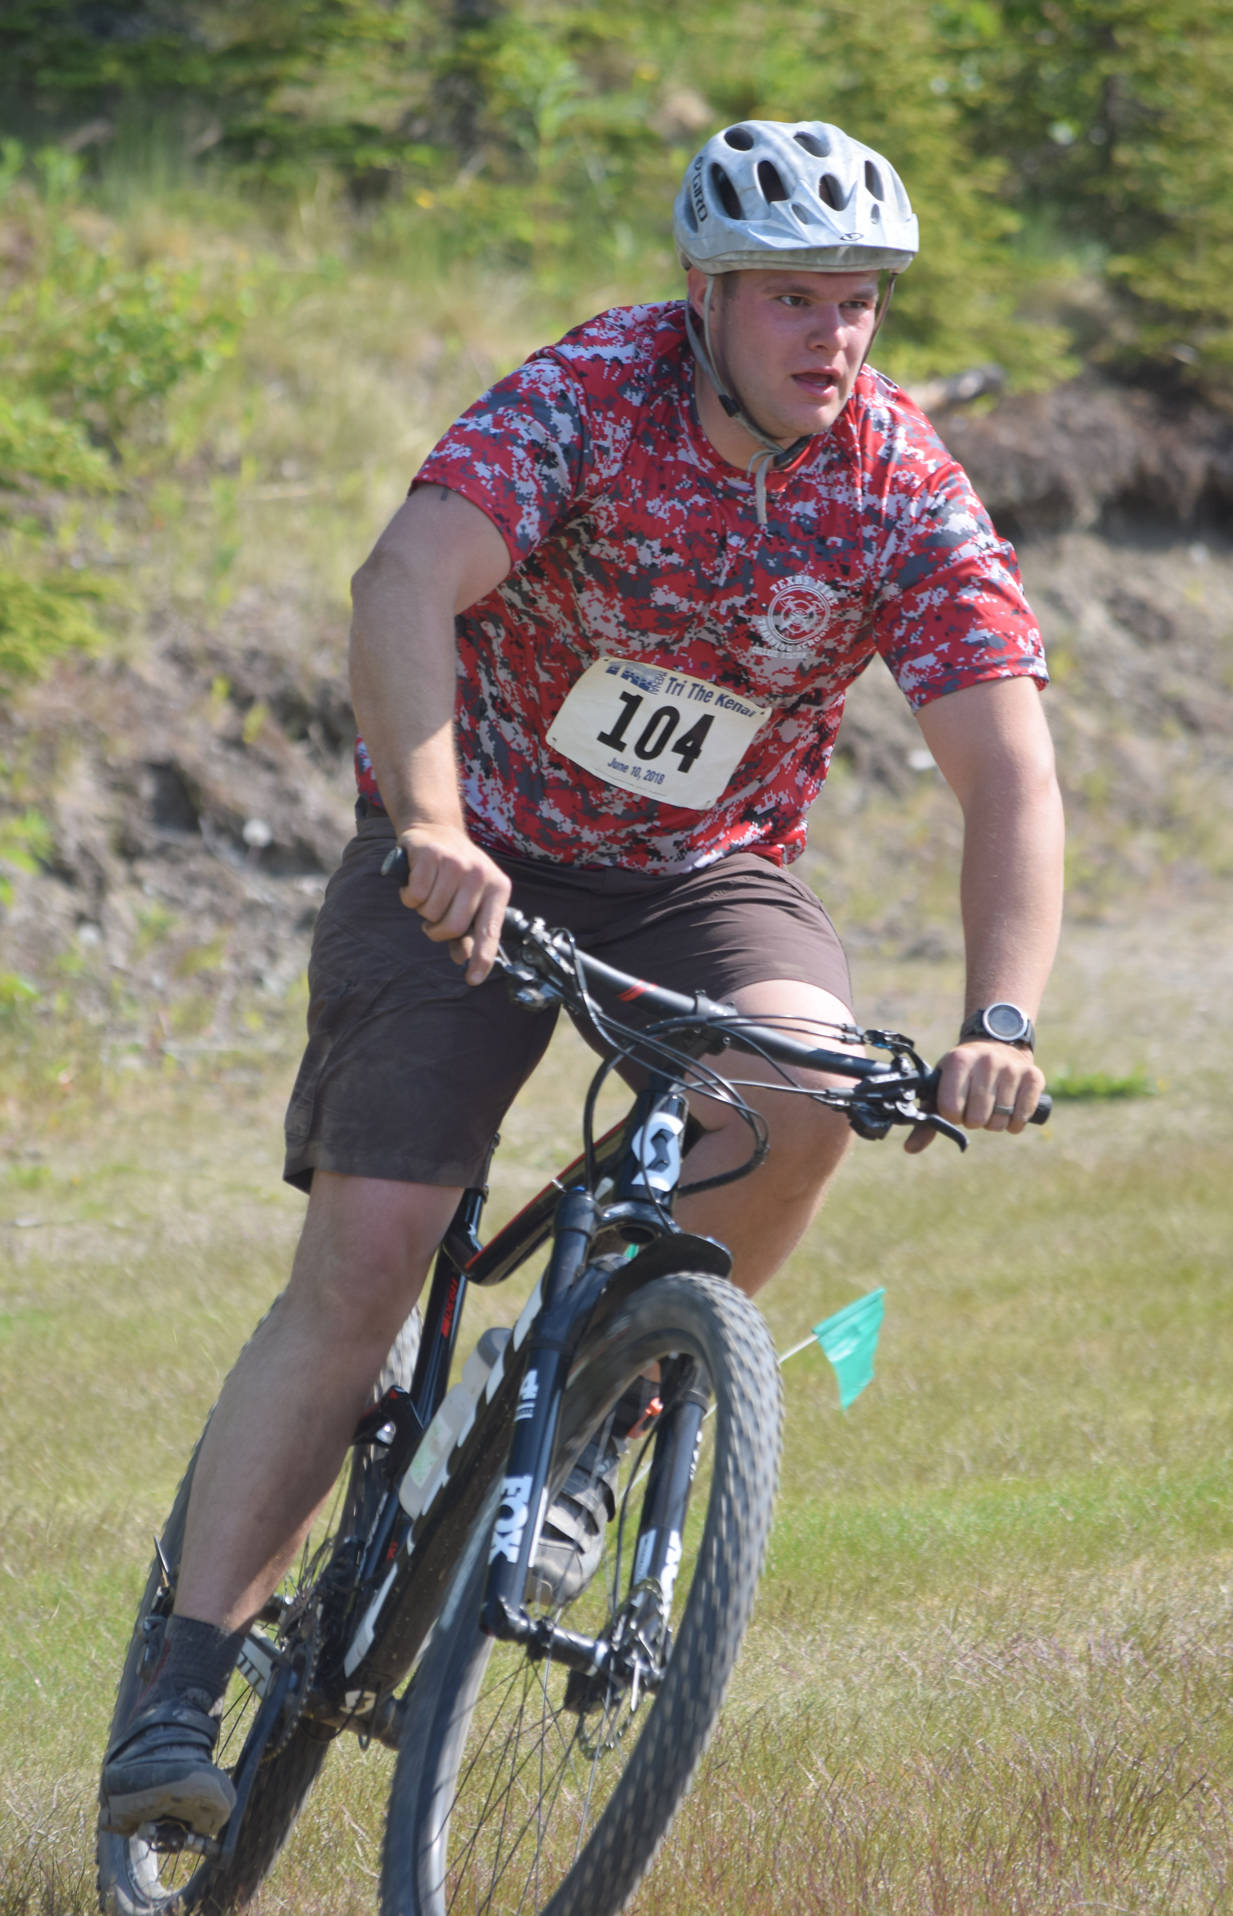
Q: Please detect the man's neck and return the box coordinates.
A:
[692,363,794,471]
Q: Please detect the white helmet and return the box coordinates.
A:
[674,119,919,275]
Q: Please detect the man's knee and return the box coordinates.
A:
[285,1171,460,1338]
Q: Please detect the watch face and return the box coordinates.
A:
[984,1002,1029,1043]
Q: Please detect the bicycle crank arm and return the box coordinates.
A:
[214,1648,302,1862]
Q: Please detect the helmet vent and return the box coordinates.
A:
[756,159,789,203]
[865,161,885,199]
[709,163,744,219]
[817,173,848,211]
[723,125,757,151]
[794,130,831,158]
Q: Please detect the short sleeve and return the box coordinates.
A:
[412,353,592,567]
[871,448,1048,708]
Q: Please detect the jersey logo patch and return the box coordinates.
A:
[754,574,836,653]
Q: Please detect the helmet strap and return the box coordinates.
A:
[869,274,896,350]
[685,280,811,526]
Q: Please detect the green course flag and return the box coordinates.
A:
[812,1288,885,1409]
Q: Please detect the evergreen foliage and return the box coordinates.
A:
[1,1,1227,388]
[935,0,1233,378]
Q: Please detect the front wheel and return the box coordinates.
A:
[381,1271,782,1916]
[97,1303,420,1916]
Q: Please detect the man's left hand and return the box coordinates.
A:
[905,1041,1046,1154]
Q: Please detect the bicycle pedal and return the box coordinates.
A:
[144,1819,221,1858]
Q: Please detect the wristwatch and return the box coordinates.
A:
[958,1003,1036,1050]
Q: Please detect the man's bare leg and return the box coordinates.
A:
[675,979,858,1296]
[174,1169,461,1629]
[100,1170,459,1836]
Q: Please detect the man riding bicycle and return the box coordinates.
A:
[101,116,1063,1840]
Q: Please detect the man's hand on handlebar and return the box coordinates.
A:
[390,827,510,985]
[904,1040,1047,1155]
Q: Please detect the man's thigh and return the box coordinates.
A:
[501,849,853,1010]
[283,822,557,1193]
[684,974,860,1168]
[675,976,861,1290]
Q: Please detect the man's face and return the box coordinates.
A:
[688,266,881,449]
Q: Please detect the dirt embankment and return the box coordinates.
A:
[2,377,1231,1021]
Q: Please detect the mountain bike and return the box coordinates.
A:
[97,891,1049,1916]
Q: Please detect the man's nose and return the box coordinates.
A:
[806,304,845,345]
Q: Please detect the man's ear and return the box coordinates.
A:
[685,265,710,318]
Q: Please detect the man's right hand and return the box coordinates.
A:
[394,825,511,985]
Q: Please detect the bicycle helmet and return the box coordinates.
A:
[674,120,918,275]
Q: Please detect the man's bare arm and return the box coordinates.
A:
[912,675,1064,1144]
[349,486,513,982]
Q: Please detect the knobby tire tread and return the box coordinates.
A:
[380,1270,782,1916]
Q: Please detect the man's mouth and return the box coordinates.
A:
[792,369,840,397]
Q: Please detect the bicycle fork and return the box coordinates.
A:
[480,1189,710,1689]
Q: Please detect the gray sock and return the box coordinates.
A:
[145,1614,247,1717]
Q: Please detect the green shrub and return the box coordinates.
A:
[1047,1067,1157,1102]
[0,392,118,501]
[1,147,242,449]
[0,805,53,910]
[0,562,114,689]
[0,143,244,696]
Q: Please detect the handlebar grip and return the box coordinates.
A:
[921,1069,1051,1126]
[381,845,410,885]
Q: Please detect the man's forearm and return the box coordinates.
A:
[957,761,1065,1024]
[345,489,514,981]
[915,676,1065,1033]
[349,556,466,836]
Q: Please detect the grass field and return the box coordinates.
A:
[2,896,1231,1915]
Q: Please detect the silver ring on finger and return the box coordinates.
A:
[993,1102,1015,1117]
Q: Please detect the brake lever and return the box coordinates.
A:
[502,960,562,1011]
[848,1093,968,1150]
[916,1111,969,1151]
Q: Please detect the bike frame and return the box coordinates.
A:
[324,1059,735,1727]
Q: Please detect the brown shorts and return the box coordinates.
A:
[283,816,853,1192]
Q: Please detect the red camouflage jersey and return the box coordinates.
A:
[354,301,1047,871]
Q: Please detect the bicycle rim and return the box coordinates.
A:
[383,1272,782,1916]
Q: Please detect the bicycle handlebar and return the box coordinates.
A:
[379,852,1051,1143]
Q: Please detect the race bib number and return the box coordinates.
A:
[546,658,770,810]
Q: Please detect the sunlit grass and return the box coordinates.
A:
[3,914,1231,1911]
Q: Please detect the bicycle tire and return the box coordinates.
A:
[97,1304,421,1916]
[380,1271,782,1916]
